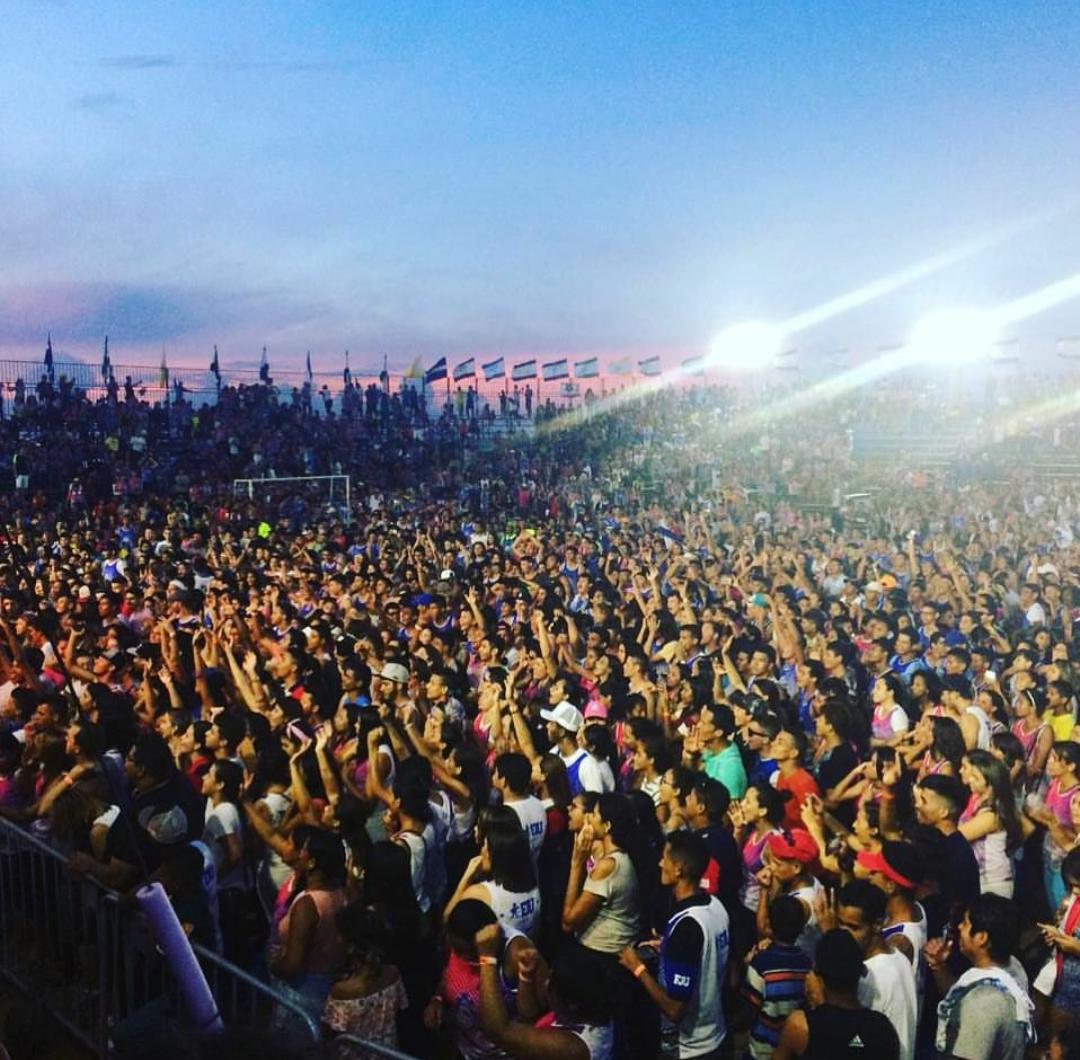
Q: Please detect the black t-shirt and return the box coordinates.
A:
[816,743,860,827]
[816,743,858,796]
[132,774,204,869]
[696,823,741,912]
[101,812,142,871]
[925,830,981,938]
[804,1003,899,1060]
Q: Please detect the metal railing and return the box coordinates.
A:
[331,1035,417,1060]
[0,816,322,1055]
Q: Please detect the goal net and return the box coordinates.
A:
[231,474,353,524]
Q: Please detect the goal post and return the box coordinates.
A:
[231,474,353,523]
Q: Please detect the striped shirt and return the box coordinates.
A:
[741,942,813,1059]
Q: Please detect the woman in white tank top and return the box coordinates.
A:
[958,751,1022,898]
[443,809,542,938]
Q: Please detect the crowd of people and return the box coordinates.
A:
[2,367,1080,1060]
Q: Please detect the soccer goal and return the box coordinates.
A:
[231,474,353,523]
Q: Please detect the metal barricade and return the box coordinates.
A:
[0,817,320,1055]
[331,1035,418,1060]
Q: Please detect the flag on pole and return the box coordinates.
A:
[638,355,662,376]
[210,345,221,381]
[512,359,537,381]
[609,356,634,375]
[656,522,685,544]
[574,357,599,378]
[453,358,476,381]
[424,357,448,384]
[403,356,424,380]
[159,349,169,389]
[482,357,505,381]
[259,346,269,383]
[306,350,313,383]
[102,336,111,379]
[681,355,706,376]
[343,350,351,386]
[542,358,569,381]
[44,333,54,377]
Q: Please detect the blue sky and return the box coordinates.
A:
[4,1,1080,372]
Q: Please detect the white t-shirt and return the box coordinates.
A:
[858,947,918,1060]
[203,800,247,892]
[1025,601,1047,626]
[578,754,615,794]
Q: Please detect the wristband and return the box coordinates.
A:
[633,963,647,979]
[479,955,498,966]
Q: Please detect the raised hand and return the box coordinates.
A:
[923,935,953,972]
[572,824,595,863]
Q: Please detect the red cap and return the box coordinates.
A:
[765,829,818,864]
[856,847,917,889]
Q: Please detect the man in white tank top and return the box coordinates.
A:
[494,752,547,865]
[835,879,917,1060]
[618,832,729,1058]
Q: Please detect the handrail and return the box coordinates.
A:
[0,815,321,1055]
[331,1034,419,1059]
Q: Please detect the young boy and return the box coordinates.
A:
[742,895,813,1060]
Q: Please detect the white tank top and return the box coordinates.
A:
[969,827,1014,897]
[964,705,992,750]
[790,878,824,955]
[506,795,547,865]
[884,902,928,1025]
[485,881,541,938]
[553,1019,614,1060]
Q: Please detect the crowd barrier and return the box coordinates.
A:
[0,816,331,1056]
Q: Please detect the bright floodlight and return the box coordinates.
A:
[906,309,998,365]
[708,321,784,373]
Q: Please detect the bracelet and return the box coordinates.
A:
[478,955,498,966]
[633,963,647,979]
[518,973,533,983]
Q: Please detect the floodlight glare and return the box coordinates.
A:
[906,309,998,365]
[708,322,784,373]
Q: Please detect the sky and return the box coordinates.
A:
[4,1,1080,374]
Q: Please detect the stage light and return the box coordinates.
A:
[906,308,998,365]
[708,322,784,372]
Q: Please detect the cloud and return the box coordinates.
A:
[100,54,175,69]
[0,281,334,351]
[74,91,127,112]
[197,57,365,73]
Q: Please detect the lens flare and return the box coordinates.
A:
[906,309,999,364]
[707,322,784,373]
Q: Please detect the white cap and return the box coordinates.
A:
[380,662,409,684]
[540,699,584,733]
